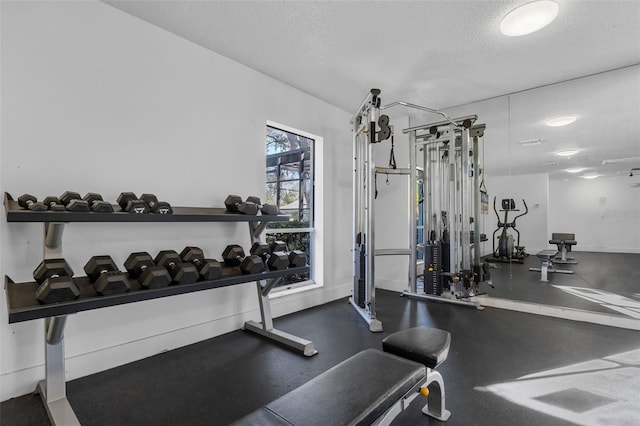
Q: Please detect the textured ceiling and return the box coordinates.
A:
[104,0,640,178]
[104,0,640,112]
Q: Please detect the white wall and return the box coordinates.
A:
[485,173,550,254]
[549,175,640,253]
[0,1,352,400]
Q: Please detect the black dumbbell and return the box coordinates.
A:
[179,247,223,281]
[224,195,259,215]
[250,242,288,270]
[154,250,199,285]
[84,255,131,296]
[33,258,80,304]
[42,196,66,212]
[260,203,280,215]
[222,245,264,274]
[124,252,171,289]
[60,191,90,212]
[117,192,149,214]
[140,194,173,214]
[269,240,287,253]
[268,240,306,267]
[245,196,280,215]
[288,250,307,267]
[83,193,114,213]
[18,194,48,211]
[225,195,279,215]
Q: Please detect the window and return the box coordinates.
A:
[265,123,317,290]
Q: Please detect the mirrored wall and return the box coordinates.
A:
[410,65,640,318]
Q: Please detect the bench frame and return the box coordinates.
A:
[529,250,574,282]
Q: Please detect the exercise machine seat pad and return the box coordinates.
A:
[537,249,558,259]
[232,349,425,426]
[549,239,577,246]
[382,326,451,369]
[550,233,577,246]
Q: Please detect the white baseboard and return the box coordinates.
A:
[1,283,352,401]
[376,278,408,292]
[575,247,640,254]
[475,295,640,330]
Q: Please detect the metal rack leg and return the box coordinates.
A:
[244,277,318,356]
[36,316,80,426]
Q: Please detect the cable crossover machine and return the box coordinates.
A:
[351,89,492,332]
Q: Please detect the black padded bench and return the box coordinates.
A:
[549,232,577,264]
[233,326,451,425]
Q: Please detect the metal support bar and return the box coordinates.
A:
[46,316,67,345]
[375,248,411,256]
[473,137,481,267]
[408,130,418,293]
[460,127,471,272]
[402,115,478,134]
[380,101,464,129]
[43,223,65,259]
[448,128,457,275]
[348,297,383,332]
[402,290,484,310]
[245,277,318,357]
[420,369,451,421]
[244,321,317,356]
[260,277,281,298]
[366,120,377,325]
[375,167,412,175]
[36,315,81,426]
[248,221,268,243]
[244,221,318,356]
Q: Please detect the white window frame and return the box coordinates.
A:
[265,120,323,297]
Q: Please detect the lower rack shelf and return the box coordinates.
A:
[5,265,309,323]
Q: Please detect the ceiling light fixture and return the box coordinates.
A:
[500,0,559,37]
[542,161,558,166]
[519,138,543,147]
[545,115,577,127]
[556,149,579,157]
[566,167,585,173]
[582,174,598,180]
[602,156,640,165]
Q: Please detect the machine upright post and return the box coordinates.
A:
[366,116,376,323]
[460,127,472,273]
[473,136,481,267]
[408,130,418,293]
[350,90,383,332]
[447,127,457,276]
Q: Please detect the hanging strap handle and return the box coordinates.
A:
[388,134,397,169]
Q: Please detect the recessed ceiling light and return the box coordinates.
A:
[556,149,579,157]
[500,0,559,37]
[542,161,558,166]
[602,156,640,165]
[566,167,585,173]
[545,115,577,127]
[519,138,543,146]
[582,174,598,180]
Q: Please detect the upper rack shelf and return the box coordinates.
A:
[4,192,291,223]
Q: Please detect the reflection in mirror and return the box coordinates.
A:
[409,65,640,321]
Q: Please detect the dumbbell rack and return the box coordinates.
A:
[3,192,314,426]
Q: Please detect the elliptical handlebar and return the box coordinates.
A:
[492,196,500,222]
[513,199,528,224]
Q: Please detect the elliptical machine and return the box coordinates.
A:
[488,197,528,264]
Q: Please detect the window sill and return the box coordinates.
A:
[269,281,323,299]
